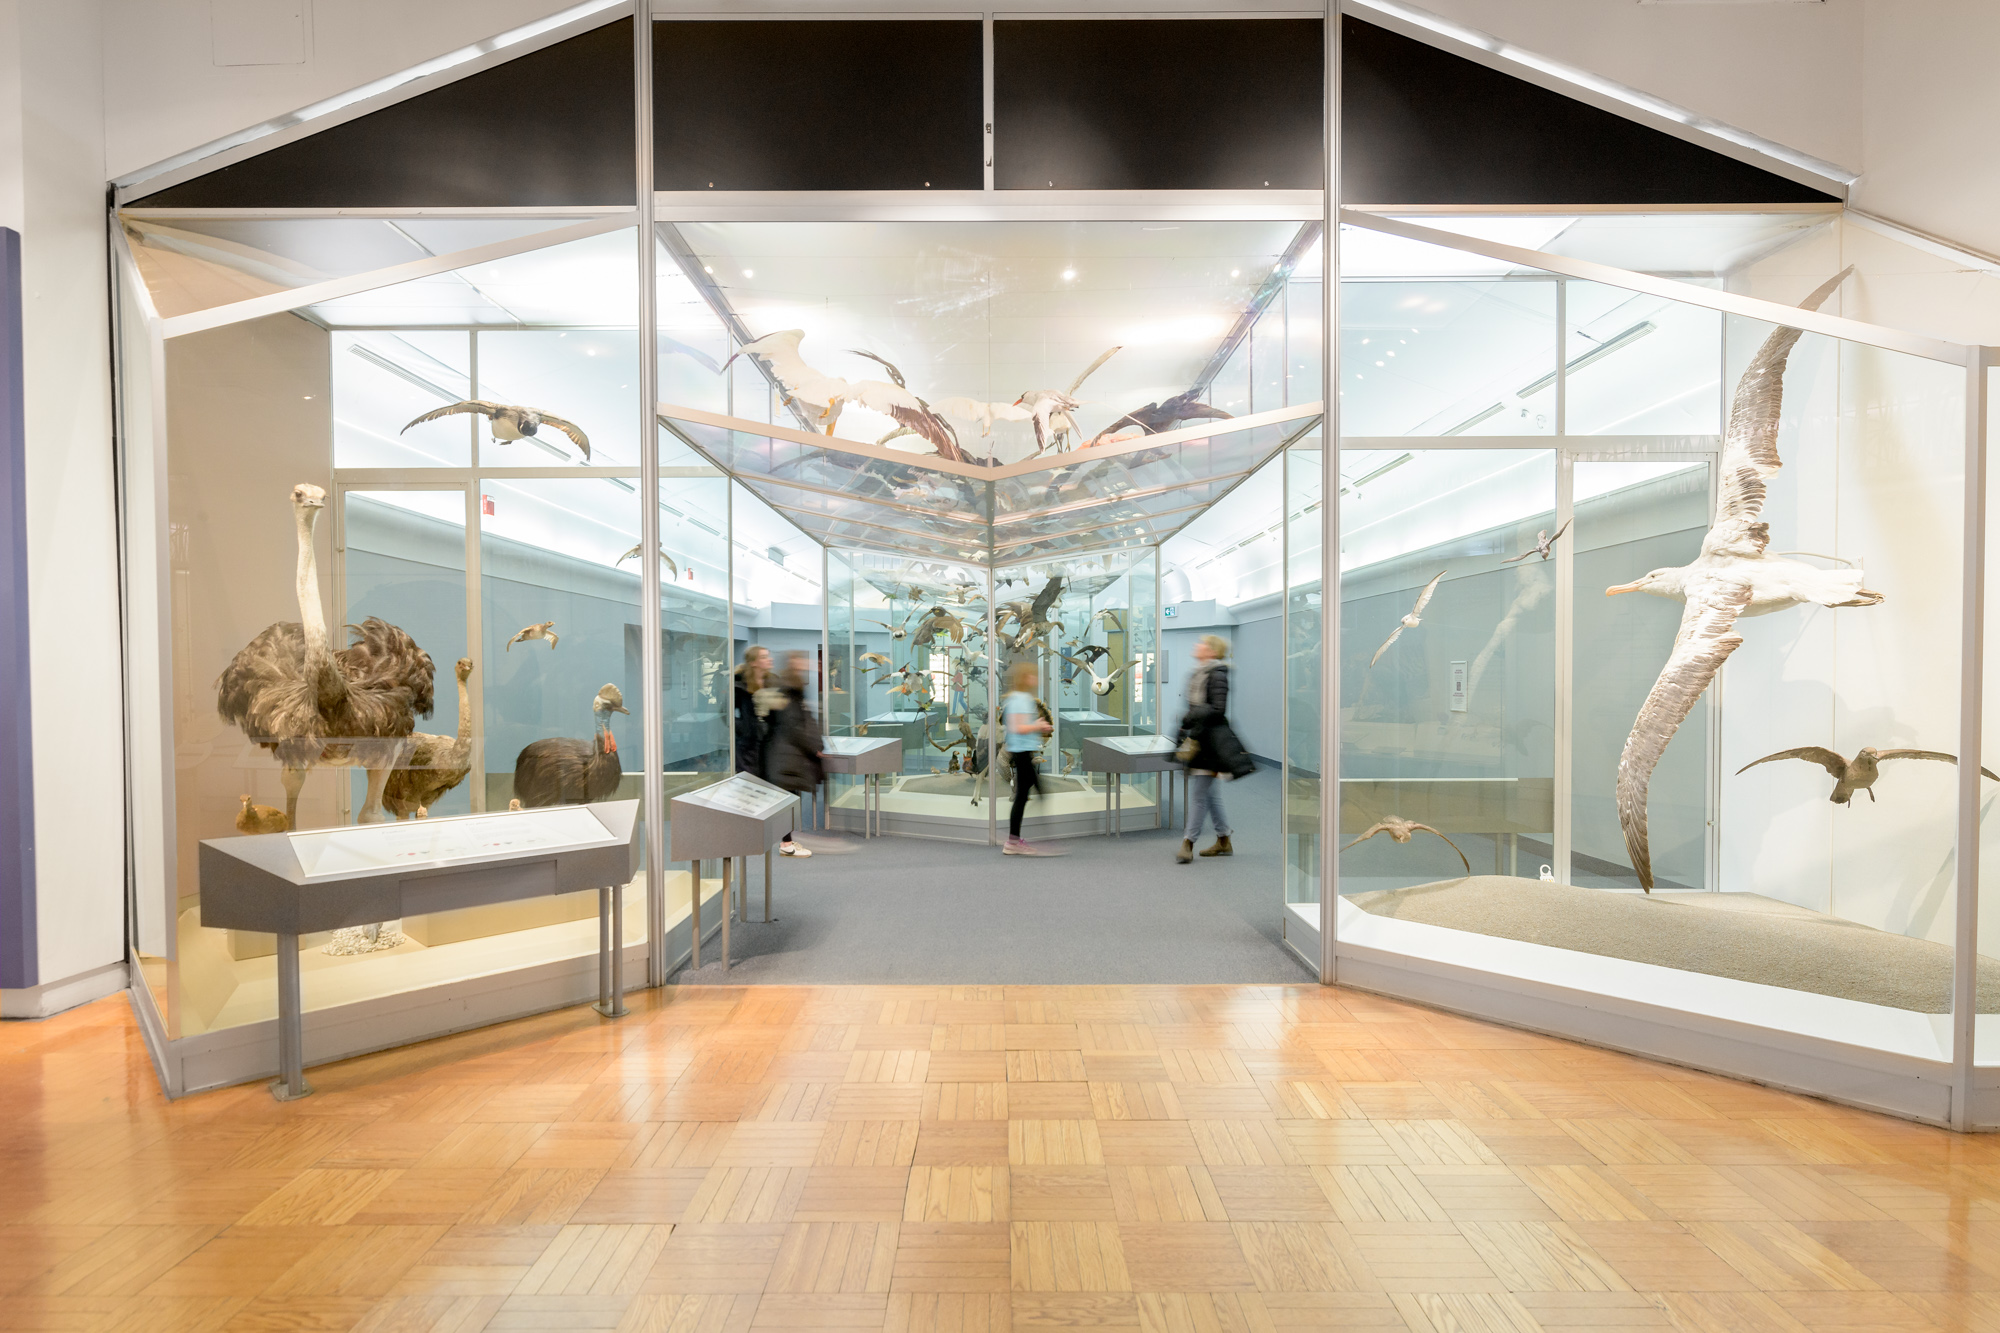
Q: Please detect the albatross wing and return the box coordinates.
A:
[1737,745,1848,778]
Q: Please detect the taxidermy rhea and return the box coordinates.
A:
[511,687,624,807]
[1611,268,1880,892]
[383,658,474,820]
[719,330,973,464]
[402,402,591,459]
[1736,745,1998,807]
[215,484,435,829]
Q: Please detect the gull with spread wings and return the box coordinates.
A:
[1502,521,1571,564]
[1609,269,1882,891]
[1370,571,1447,668]
[1343,816,1471,876]
[1737,745,1998,807]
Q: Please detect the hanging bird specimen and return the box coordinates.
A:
[402,402,590,459]
[384,657,475,820]
[506,621,559,652]
[858,652,892,669]
[235,795,288,835]
[1736,745,1998,806]
[216,484,435,829]
[1014,345,1123,454]
[1062,653,1141,698]
[617,544,679,580]
[1502,521,1572,564]
[1612,269,1880,892]
[720,331,971,463]
[1089,390,1233,445]
[1342,816,1471,876]
[1369,571,1447,668]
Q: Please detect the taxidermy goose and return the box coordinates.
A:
[1612,268,1881,891]
[1062,653,1140,697]
[721,332,970,463]
[402,402,590,459]
[1736,745,1998,806]
[1370,571,1447,668]
[618,544,679,580]
[216,484,435,828]
[512,696,622,808]
[1015,345,1122,454]
[384,657,475,819]
[1343,816,1471,876]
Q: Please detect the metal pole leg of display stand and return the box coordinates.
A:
[763,849,774,923]
[595,883,627,1019]
[1112,774,1122,838]
[691,861,701,971]
[720,859,732,971]
[271,932,310,1101]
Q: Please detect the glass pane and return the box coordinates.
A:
[1565,281,1722,436]
[1285,435,1324,943]
[478,328,639,469]
[660,464,730,778]
[1340,276,1557,439]
[333,331,472,469]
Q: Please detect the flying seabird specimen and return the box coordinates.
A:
[215,484,435,829]
[858,652,892,669]
[1014,345,1123,454]
[1089,390,1233,445]
[617,544,679,580]
[1611,268,1881,891]
[1062,653,1140,698]
[506,621,559,651]
[1502,520,1572,564]
[402,402,590,459]
[1369,571,1447,668]
[1342,816,1471,876]
[721,331,970,463]
[1736,745,1998,806]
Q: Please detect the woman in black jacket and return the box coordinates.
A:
[761,652,825,855]
[1176,634,1254,864]
[733,644,808,856]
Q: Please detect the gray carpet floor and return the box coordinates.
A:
[677,767,1314,985]
[1352,876,2000,1013]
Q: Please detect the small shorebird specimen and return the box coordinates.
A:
[1370,571,1447,668]
[1094,608,1124,632]
[1343,816,1471,876]
[1063,653,1140,697]
[1502,520,1571,564]
[402,402,590,459]
[1736,745,1998,806]
[506,621,558,651]
[235,794,288,835]
[1015,345,1122,454]
[593,683,629,717]
[858,652,891,669]
[1612,269,1880,891]
[617,544,679,579]
[865,608,915,640]
[721,331,970,462]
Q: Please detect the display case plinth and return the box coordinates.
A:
[670,773,799,972]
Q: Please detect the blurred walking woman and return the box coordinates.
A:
[1176,634,1254,864]
[733,644,808,855]
[1002,660,1059,856]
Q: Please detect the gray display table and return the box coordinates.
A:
[1080,734,1183,836]
[199,800,641,1101]
[669,773,798,971]
[820,736,902,837]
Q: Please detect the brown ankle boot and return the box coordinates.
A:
[1199,836,1233,857]
[1176,839,1194,864]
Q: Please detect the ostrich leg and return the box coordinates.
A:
[281,765,308,829]
[358,767,391,823]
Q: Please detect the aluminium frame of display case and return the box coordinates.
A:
[102,2,2000,1130]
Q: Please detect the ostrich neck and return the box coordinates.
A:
[295,508,345,708]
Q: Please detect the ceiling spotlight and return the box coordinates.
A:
[704,266,713,274]
[1061,269,1076,281]
[1230,269,1240,278]
[742,269,754,278]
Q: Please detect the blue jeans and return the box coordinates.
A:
[1185,773,1232,841]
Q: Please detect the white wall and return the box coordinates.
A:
[0,0,128,1003]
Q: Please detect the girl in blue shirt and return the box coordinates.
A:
[1002,660,1058,855]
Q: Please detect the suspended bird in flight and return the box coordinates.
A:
[858,652,892,669]
[402,402,591,459]
[506,621,559,651]
[1370,571,1447,668]
[1062,653,1140,697]
[1089,390,1233,445]
[617,544,679,580]
[1611,268,1882,892]
[1015,345,1123,454]
[1342,816,1471,876]
[720,331,970,463]
[1502,521,1572,564]
[1736,745,1997,806]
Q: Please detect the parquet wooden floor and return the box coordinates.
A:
[9,986,2000,1333]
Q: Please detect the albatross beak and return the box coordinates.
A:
[1604,580,1646,596]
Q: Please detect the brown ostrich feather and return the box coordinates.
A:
[217,617,434,757]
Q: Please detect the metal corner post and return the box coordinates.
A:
[1318,2,1342,986]
[1952,346,1990,1129]
[634,1,666,988]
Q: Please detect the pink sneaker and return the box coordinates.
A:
[1011,839,1066,857]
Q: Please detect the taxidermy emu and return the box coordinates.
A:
[216,483,435,828]
[384,657,474,819]
[511,687,625,807]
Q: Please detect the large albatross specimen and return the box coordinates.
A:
[1610,268,1879,891]
[721,331,971,463]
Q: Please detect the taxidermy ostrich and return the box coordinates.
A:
[511,686,625,807]
[384,657,475,819]
[216,483,435,828]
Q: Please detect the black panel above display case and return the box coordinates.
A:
[127,21,636,208]
[994,19,1326,191]
[1342,17,1836,204]
[654,21,983,191]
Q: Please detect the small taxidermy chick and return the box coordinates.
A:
[236,794,289,835]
